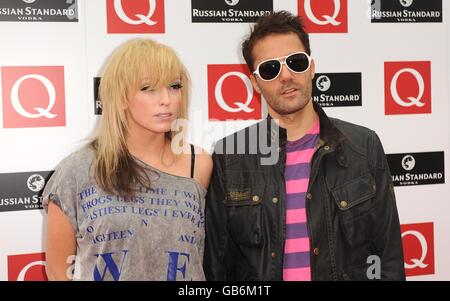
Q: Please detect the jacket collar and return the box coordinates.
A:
[264,101,347,162]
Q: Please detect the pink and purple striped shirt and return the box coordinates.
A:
[283,121,320,281]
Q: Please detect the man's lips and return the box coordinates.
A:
[281,88,299,96]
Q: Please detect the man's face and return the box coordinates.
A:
[250,32,315,116]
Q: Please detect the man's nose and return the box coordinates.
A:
[278,62,294,81]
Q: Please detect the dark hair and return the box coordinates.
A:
[242,10,311,72]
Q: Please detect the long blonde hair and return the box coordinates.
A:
[91,38,190,196]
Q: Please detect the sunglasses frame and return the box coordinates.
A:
[252,51,312,82]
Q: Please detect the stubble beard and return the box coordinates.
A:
[266,83,312,116]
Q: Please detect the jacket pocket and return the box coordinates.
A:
[331,173,376,247]
[224,181,265,247]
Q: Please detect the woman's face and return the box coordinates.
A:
[125,78,183,136]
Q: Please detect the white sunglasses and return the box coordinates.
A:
[253,51,312,81]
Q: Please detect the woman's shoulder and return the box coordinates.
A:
[193,145,212,168]
[42,144,95,210]
[54,144,95,175]
[190,144,213,190]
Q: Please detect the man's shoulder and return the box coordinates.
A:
[330,117,381,153]
[213,120,266,153]
[331,117,376,138]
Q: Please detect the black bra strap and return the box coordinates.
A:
[190,144,195,178]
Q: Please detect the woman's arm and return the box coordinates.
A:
[45,200,76,281]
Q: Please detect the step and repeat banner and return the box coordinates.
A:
[0,0,449,281]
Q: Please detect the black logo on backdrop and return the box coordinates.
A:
[94,77,102,115]
[0,0,78,22]
[387,152,445,186]
[191,0,272,23]
[312,73,362,107]
[371,0,442,23]
[0,171,54,212]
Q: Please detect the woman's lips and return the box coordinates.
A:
[154,113,173,120]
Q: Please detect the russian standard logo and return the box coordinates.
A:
[371,0,441,23]
[316,75,331,92]
[224,0,239,6]
[400,0,413,8]
[1,171,53,212]
[0,0,78,22]
[312,72,361,107]
[11,74,57,119]
[391,68,425,107]
[402,230,429,269]
[304,0,341,25]
[387,152,444,186]
[27,174,45,192]
[215,72,254,113]
[192,0,272,23]
[114,0,157,25]
[401,155,415,171]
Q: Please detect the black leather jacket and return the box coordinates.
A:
[204,103,405,281]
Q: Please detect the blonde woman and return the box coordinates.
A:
[43,39,212,281]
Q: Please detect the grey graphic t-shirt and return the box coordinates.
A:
[42,145,206,281]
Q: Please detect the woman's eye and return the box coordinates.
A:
[140,85,153,91]
[170,82,183,90]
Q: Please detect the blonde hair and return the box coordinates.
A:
[91,38,190,195]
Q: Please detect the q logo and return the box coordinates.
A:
[1,66,66,128]
[390,68,425,108]
[298,0,348,33]
[402,230,429,269]
[8,252,48,281]
[107,0,165,33]
[208,64,261,121]
[114,0,157,25]
[11,74,57,119]
[385,61,431,115]
[215,72,254,113]
[401,222,435,277]
[304,0,341,25]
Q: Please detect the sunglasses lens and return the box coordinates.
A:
[286,53,310,72]
[258,60,281,80]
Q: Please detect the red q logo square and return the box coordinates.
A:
[401,222,435,277]
[8,252,48,281]
[106,0,165,34]
[298,0,348,33]
[385,61,432,115]
[208,64,261,121]
[1,66,66,128]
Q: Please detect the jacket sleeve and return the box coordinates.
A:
[203,150,229,280]
[370,131,406,280]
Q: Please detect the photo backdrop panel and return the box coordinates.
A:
[0,0,448,281]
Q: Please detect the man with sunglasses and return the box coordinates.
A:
[204,11,405,281]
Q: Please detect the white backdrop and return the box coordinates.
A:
[0,0,448,281]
